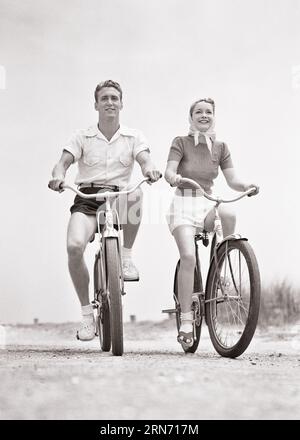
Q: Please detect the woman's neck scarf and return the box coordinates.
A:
[188,114,216,153]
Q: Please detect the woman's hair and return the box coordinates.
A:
[189,98,215,116]
[94,80,123,102]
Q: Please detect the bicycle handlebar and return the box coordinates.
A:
[179,177,257,204]
[59,175,161,199]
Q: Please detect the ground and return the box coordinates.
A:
[0,319,299,420]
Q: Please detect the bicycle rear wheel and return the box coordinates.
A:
[174,261,203,353]
[205,239,260,358]
[94,253,111,352]
[105,237,123,356]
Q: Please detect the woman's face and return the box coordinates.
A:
[191,101,214,131]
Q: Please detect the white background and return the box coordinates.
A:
[0,0,299,324]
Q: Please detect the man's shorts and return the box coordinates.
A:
[70,186,119,216]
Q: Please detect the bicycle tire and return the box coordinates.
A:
[205,239,260,358]
[204,232,216,327]
[174,261,203,354]
[105,237,123,356]
[209,233,216,264]
[94,254,111,351]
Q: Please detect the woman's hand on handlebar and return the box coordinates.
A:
[245,183,260,197]
[48,178,65,193]
[169,173,182,187]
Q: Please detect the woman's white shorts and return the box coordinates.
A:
[166,190,215,234]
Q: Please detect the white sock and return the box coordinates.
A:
[81,304,94,320]
[122,247,132,261]
[180,311,193,333]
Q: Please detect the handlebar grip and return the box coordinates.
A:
[48,181,65,191]
[146,173,163,182]
[247,187,257,197]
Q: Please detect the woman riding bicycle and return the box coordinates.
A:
[164,97,259,350]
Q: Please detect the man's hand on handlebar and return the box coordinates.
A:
[145,169,162,184]
[48,178,65,193]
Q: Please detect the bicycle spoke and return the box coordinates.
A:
[210,245,252,348]
[228,252,239,295]
[226,300,246,326]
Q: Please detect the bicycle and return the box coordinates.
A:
[163,177,261,358]
[60,177,155,356]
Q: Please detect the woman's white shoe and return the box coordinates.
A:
[77,316,95,341]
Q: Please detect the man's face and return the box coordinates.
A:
[95,87,123,120]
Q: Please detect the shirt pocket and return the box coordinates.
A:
[119,151,132,167]
[83,144,103,166]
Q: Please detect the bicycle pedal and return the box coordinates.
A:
[121,290,127,296]
[91,300,99,309]
[162,308,177,314]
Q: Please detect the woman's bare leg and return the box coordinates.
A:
[204,205,236,237]
[173,225,197,314]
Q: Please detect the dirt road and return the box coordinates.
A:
[0,319,299,420]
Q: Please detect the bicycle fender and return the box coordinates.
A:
[216,233,248,248]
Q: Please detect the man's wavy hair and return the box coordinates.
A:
[94,80,123,102]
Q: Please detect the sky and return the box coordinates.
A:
[0,0,300,324]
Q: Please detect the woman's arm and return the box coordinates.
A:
[222,168,259,194]
[164,160,182,186]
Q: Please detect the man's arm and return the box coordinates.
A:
[48,150,74,192]
[135,150,161,182]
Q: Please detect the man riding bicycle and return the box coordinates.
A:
[48,80,161,341]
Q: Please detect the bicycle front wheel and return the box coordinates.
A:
[205,239,260,358]
[94,253,111,352]
[105,237,123,356]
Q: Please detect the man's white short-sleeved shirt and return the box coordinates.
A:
[64,124,150,188]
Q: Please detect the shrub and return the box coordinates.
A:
[258,280,300,327]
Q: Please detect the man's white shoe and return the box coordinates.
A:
[122,260,139,281]
[76,315,96,341]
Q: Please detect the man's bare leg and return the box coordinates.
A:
[116,187,143,280]
[122,187,143,247]
[67,212,97,305]
[67,212,97,340]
